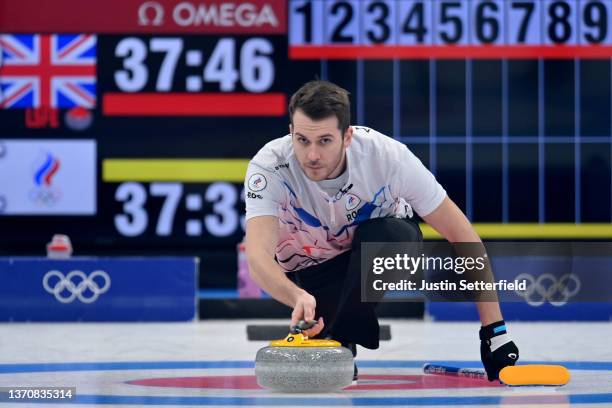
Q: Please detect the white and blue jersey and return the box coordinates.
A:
[245,126,446,272]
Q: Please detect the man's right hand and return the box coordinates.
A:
[291,291,324,337]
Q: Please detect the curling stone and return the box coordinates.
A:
[255,320,354,392]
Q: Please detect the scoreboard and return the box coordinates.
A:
[1,0,612,265]
[289,0,612,51]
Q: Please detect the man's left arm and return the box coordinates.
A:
[422,196,519,381]
[421,196,500,324]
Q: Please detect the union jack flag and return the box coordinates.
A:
[0,34,96,109]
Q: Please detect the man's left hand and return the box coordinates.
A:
[479,320,519,381]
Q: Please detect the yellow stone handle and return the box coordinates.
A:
[269,332,342,348]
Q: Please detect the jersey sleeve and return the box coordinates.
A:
[244,161,284,221]
[393,145,447,217]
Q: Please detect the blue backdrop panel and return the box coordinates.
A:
[0,257,197,321]
[426,253,612,321]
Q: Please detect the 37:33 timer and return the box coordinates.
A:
[113,182,246,238]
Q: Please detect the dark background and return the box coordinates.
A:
[1,1,611,290]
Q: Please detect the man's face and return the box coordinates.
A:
[290,109,352,181]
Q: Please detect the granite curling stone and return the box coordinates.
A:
[254,321,355,392]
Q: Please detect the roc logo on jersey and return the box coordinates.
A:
[248,174,267,192]
[345,193,361,211]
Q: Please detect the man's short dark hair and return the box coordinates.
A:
[289,80,351,134]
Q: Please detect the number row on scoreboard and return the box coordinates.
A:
[290,0,612,46]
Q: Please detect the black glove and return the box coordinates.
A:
[479,320,519,381]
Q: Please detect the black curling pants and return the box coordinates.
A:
[286,216,423,351]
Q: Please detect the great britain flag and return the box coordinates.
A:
[0,34,96,109]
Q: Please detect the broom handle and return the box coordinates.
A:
[423,363,487,380]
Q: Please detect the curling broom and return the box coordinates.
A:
[423,363,570,386]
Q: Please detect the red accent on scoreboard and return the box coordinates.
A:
[0,0,286,34]
[290,45,612,60]
[102,93,286,116]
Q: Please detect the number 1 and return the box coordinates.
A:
[295,2,313,43]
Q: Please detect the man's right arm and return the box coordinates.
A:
[245,216,324,333]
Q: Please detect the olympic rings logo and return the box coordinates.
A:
[42,270,111,304]
[29,187,62,207]
[514,273,580,307]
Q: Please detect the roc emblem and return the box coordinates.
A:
[345,194,361,211]
[248,174,267,192]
